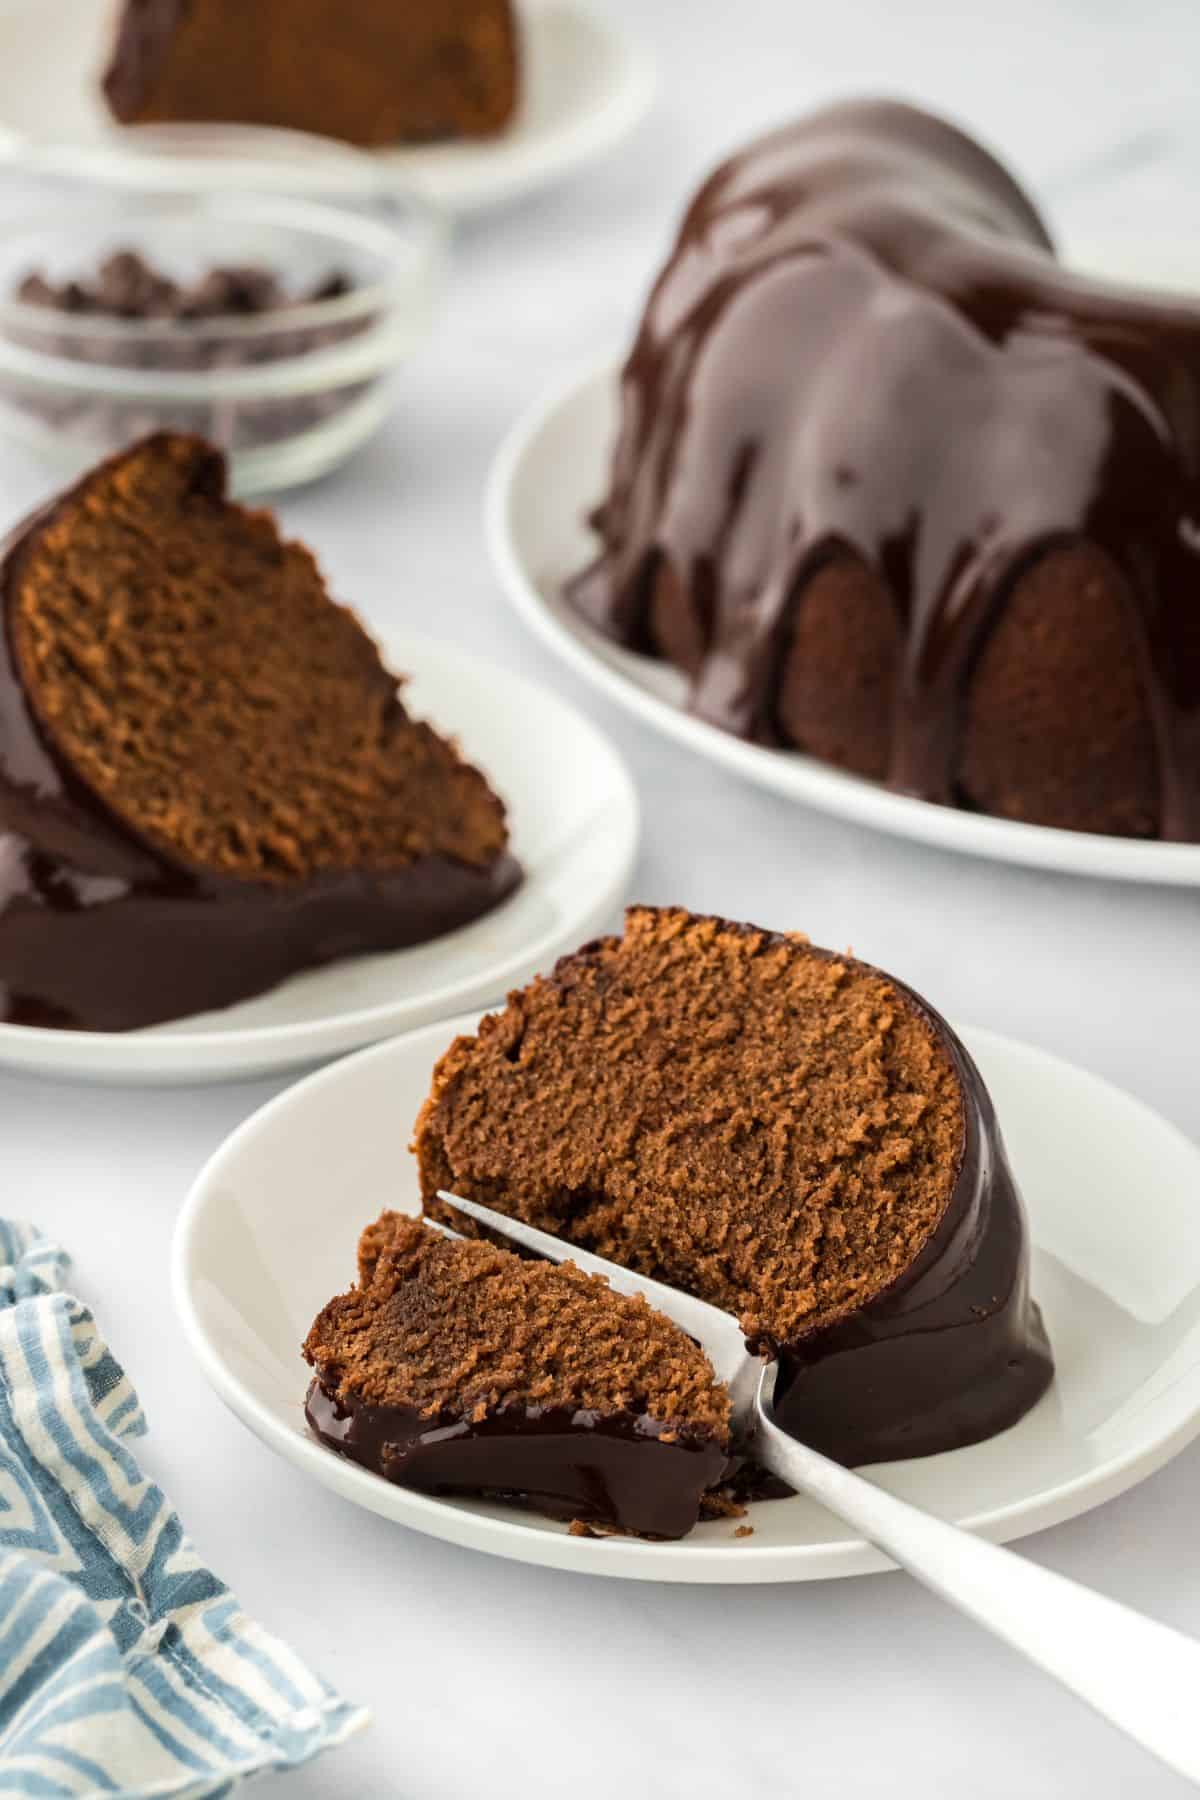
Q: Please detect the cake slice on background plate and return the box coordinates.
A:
[103,0,520,145]
[304,1211,733,1540]
[0,433,519,1030]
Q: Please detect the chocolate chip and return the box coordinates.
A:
[95,249,180,318]
[307,271,353,304]
[16,273,60,309]
[6,252,368,453]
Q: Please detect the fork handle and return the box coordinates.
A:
[756,1407,1200,1786]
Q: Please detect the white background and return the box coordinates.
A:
[4,1,1200,1794]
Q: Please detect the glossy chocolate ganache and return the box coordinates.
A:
[0,439,519,1031]
[572,99,1200,840]
[305,1390,731,1541]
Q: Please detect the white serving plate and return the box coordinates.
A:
[173,1013,1200,1584]
[0,633,637,1085]
[485,360,1200,887]
[0,0,656,215]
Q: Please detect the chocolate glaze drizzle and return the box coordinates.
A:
[0,476,520,1033]
[571,98,1200,839]
[305,1381,732,1540]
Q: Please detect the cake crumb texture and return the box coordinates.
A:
[8,434,509,882]
[305,1211,732,1441]
[417,906,965,1344]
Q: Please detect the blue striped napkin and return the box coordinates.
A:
[0,1219,367,1797]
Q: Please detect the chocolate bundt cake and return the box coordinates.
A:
[571,99,1200,841]
[417,907,1053,1466]
[304,1211,732,1538]
[103,0,519,146]
[0,434,519,1030]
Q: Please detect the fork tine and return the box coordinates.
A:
[433,1189,748,1384]
[435,1191,583,1267]
[420,1216,464,1242]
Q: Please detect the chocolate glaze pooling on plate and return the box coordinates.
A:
[0,478,520,1033]
[304,1381,732,1540]
[571,98,1200,839]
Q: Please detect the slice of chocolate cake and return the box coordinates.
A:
[103,0,519,146]
[0,434,520,1030]
[304,1212,732,1539]
[417,907,1053,1467]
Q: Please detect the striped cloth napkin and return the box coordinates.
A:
[0,1219,367,1797]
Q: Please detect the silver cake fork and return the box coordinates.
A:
[436,1189,1200,1788]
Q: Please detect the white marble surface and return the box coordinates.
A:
[4,1,1200,1793]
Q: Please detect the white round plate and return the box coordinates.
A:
[0,634,637,1086]
[174,1013,1200,1583]
[486,361,1200,887]
[0,0,655,215]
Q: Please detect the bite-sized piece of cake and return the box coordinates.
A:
[304,1211,732,1539]
[571,98,1200,841]
[417,907,1053,1466]
[103,0,519,146]
[0,434,519,1030]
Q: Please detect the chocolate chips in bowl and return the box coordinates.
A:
[11,250,367,451]
[0,186,444,493]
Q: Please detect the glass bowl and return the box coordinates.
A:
[15,121,397,200]
[0,181,446,493]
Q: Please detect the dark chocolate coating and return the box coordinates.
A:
[770,992,1053,1464]
[304,1381,731,1540]
[571,99,1200,840]
[0,463,520,1033]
